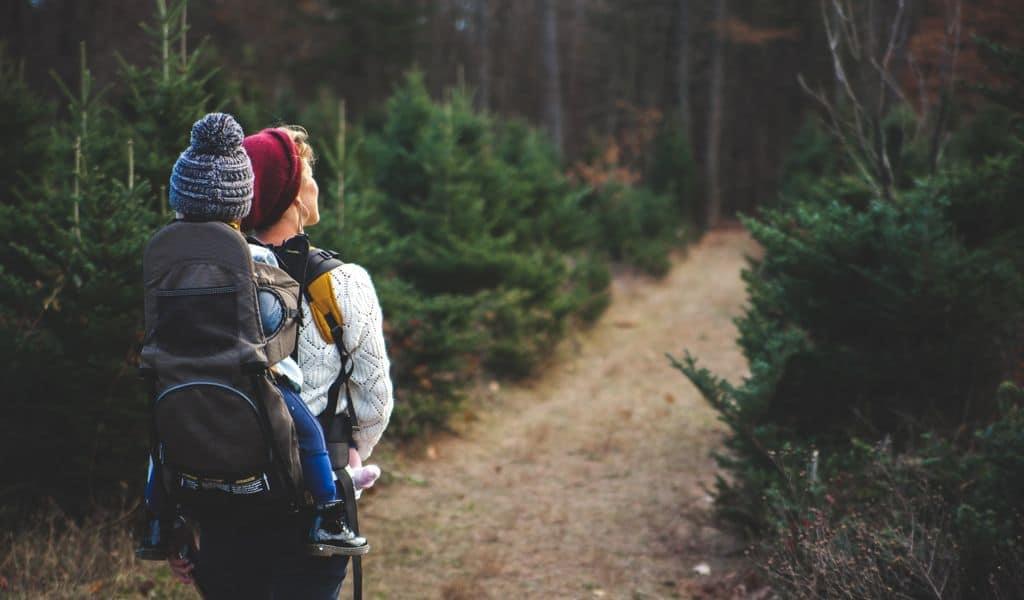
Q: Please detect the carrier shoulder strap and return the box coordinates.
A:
[304,248,345,346]
[303,249,358,434]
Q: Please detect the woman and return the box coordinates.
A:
[169,125,394,598]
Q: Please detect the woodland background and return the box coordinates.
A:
[1,0,1023,597]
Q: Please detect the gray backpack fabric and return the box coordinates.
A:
[140,220,304,512]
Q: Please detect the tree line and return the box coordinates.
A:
[9,0,977,225]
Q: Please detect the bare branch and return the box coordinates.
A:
[804,0,962,197]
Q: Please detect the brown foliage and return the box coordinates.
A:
[570,102,662,188]
[906,0,1024,110]
[717,17,800,45]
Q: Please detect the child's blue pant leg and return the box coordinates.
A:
[278,384,337,504]
[144,457,164,514]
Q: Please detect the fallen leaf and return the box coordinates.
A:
[86,580,104,595]
[426,445,438,460]
[488,381,500,393]
[664,393,676,404]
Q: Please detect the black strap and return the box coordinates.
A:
[306,248,344,281]
[249,233,314,287]
[140,367,166,516]
[335,470,362,600]
[318,312,358,437]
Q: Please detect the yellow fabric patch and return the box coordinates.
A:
[307,271,344,343]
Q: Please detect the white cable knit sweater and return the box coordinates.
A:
[297,262,393,460]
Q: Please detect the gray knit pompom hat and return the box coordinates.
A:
[169,113,254,221]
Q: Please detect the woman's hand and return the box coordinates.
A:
[167,556,195,585]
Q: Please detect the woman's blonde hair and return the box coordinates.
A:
[277,125,315,179]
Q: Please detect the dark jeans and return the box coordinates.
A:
[193,513,348,599]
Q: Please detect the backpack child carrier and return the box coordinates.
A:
[140,220,305,514]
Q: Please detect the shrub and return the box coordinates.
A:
[777,118,844,206]
[762,384,1024,599]
[673,143,1024,530]
[583,181,687,277]
[645,115,698,224]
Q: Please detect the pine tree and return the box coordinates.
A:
[0,41,157,508]
[0,0,229,511]
[0,46,52,203]
[118,0,216,215]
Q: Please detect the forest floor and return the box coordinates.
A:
[354,228,761,599]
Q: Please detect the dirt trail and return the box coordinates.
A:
[355,229,758,599]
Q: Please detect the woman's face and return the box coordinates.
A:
[297,171,320,228]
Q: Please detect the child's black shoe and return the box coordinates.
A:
[307,500,369,557]
[135,515,190,561]
[135,518,168,561]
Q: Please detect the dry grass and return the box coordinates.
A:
[0,503,192,599]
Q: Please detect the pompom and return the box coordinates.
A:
[189,112,244,156]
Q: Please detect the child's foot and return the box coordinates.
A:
[307,500,370,557]
[350,465,381,490]
[135,518,168,561]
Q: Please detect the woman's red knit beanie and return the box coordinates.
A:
[241,128,302,231]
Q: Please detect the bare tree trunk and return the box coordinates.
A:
[705,0,727,228]
[676,0,691,137]
[430,0,445,97]
[475,0,490,111]
[568,0,586,158]
[540,0,564,152]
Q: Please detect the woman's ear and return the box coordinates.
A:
[294,197,309,229]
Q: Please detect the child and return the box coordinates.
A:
[136,113,373,560]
